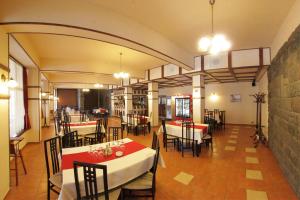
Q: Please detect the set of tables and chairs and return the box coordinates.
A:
[44,131,160,199]
[124,113,151,136]
[204,109,226,130]
[160,119,212,157]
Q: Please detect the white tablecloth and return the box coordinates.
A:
[69,115,81,123]
[69,122,105,136]
[158,123,208,144]
[59,138,156,200]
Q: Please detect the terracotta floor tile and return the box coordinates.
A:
[246,169,263,180]
[246,189,268,200]
[246,156,259,164]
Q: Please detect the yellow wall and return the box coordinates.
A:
[271,0,300,58]
[0,27,10,200]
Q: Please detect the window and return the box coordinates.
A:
[9,59,25,137]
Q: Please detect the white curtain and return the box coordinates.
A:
[9,59,25,137]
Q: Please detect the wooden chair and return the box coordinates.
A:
[179,122,196,157]
[73,161,121,200]
[202,124,213,149]
[84,119,105,145]
[62,130,83,148]
[54,116,62,136]
[151,131,158,150]
[10,137,27,186]
[108,127,123,142]
[127,114,135,134]
[162,120,178,152]
[61,121,71,134]
[136,115,148,136]
[119,112,127,132]
[121,141,160,199]
[44,136,62,200]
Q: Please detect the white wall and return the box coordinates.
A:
[205,82,258,125]
[159,82,258,125]
[159,85,192,96]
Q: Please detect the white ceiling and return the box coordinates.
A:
[91,0,295,53]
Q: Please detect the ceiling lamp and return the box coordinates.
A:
[113,52,130,79]
[94,83,103,88]
[82,88,90,92]
[198,0,231,55]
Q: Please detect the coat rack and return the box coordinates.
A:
[250,92,267,147]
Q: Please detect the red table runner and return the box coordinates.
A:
[168,121,208,133]
[61,141,146,170]
[69,121,97,127]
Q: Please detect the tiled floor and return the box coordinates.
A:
[5,118,298,200]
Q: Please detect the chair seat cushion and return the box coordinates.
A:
[82,188,121,200]
[122,172,153,190]
[49,172,62,188]
[202,134,212,140]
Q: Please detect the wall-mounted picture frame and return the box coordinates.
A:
[230,94,241,102]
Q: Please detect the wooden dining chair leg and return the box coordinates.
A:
[15,155,18,186]
[19,150,27,174]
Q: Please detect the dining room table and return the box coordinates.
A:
[68,114,81,123]
[158,121,209,156]
[58,138,156,200]
[69,121,105,136]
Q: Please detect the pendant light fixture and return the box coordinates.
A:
[198,0,231,55]
[113,52,130,79]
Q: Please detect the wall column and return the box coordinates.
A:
[0,28,10,199]
[27,68,41,142]
[192,75,205,123]
[148,82,159,126]
[124,87,132,121]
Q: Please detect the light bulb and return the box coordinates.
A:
[94,83,103,88]
[198,37,211,52]
[7,78,17,88]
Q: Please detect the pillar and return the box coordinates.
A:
[0,28,10,199]
[192,75,205,123]
[27,68,41,142]
[41,79,50,126]
[124,87,132,121]
[148,82,159,126]
[111,90,115,116]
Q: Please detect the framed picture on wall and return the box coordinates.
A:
[230,94,241,102]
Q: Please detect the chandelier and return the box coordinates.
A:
[113,52,130,79]
[198,0,231,55]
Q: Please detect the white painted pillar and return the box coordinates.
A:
[27,68,41,142]
[111,91,115,116]
[148,82,159,126]
[192,75,205,123]
[41,79,50,126]
[124,87,133,121]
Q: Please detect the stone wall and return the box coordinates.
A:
[268,24,300,198]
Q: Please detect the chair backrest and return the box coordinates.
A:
[95,119,103,133]
[62,121,71,134]
[54,116,61,135]
[181,121,195,141]
[62,130,80,148]
[151,131,158,150]
[127,114,134,125]
[73,161,109,200]
[150,141,160,191]
[44,136,62,180]
[109,127,122,141]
